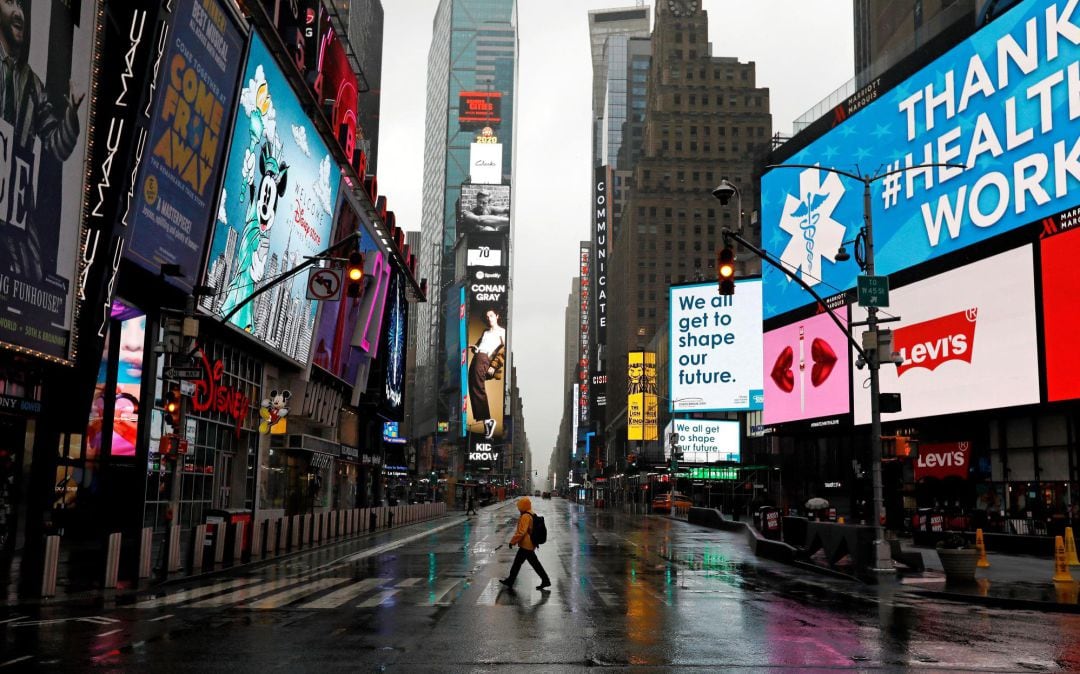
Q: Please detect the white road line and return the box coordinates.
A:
[296,577,384,609]
[149,614,174,622]
[96,629,122,637]
[311,519,465,573]
[395,577,421,587]
[427,579,462,606]
[134,577,261,609]
[475,578,503,606]
[245,578,349,609]
[188,577,309,608]
[0,656,32,668]
[0,616,26,625]
[356,589,399,608]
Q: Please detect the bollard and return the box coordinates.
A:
[976,528,991,568]
[139,527,153,579]
[1053,536,1075,583]
[291,515,301,549]
[234,522,245,562]
[1066,527,1080,567]
[104,532,122,589]
[314,513,322,544]
[369,509,377,531]
[251,520,264,560]
[41,534,60,597]
[330,511,338,538]
[190,524,207,572]
[279,517,289,552]
[303,514,312,546]
[214,523,226,565]
[167,524,182,573]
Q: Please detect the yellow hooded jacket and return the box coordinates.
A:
[509,497,536,550]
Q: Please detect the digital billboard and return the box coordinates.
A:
[458,184,510,235]
[469,143,502,184]
[761,0,1080,320]
[591,165,609,421]
[852,245,1039,424]
[664,419,740,464]
[763,309,851,425]
[380,270,408,415]
[462,260,508,441]
[578,246,590,426]
[914,441,971,481]
[203,33,340,364]
[0,0,97,360]
[627,352,658,441]
[459,91,502,125]
[669,281,764,412]
[1040,222,1080,402]
[126,0,245,290]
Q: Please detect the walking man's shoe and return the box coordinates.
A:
[536,581,551,591]
[499,578,514,589]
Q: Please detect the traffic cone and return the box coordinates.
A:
[1065,527,1080,567]
[1053,536,1075,583]
[837,516,845,524]
[975,528,990,568]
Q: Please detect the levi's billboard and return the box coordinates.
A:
[761,0,1080,320]
[763,309,851,426]
[852,245,1039,424]
[914,441,971,481]
[1040,222,1080,401]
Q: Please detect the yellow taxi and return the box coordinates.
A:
[651,492,692,513]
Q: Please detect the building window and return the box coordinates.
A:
[665,208,673,217]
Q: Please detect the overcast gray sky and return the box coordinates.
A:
[378,1,854,480]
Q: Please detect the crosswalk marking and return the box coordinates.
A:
[427,579,462,606]
[296,578,384,609]
[475,578,503,606]
[357,589,399,608]
[246,578,349,609]
[396,577,421,587]
[188,576,309,608]
[134,578,261,609]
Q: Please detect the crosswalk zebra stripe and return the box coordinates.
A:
[134,578,261,609]
[475,578,503,606]
[395,577,421,587]
[188,576,309,608]
[357,589,400,607]
[427,579,462,606]
[295,577,385,609]
[246,578,350,609]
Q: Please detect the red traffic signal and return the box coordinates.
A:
[717,247,736,295]
[345,251,365,298]
[162,384,182,429]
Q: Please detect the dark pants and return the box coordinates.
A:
[506,546,549,585]
[468,352,492,420]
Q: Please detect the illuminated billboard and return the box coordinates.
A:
[763,309,851,425]
[125,0,245,290]
[0,0,97,361]
[470,143,502,184]
[669,281,764,412]
[459,91,502,125]
[459,183,510,235]
[852,245,1039,424]
[664,419,740,463]
[627,352,658,441]
[462,261,508,441]
[1041,223,1080,402]
[202,33,341,364]
[380,270,408,415]
[761,0,1080,319]
[579,246,590,426]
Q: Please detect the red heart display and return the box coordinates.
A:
[810,338,837,386]
[770,346,794,392]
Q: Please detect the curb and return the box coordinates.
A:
[908,587,1080,614]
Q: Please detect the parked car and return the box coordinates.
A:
[651,492,692,513]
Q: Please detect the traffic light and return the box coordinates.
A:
[162,383,182,429]
[717,246,736,295]
[345,251,365,298]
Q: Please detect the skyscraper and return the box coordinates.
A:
[606,1,771,463]
[413,0,518,471]
[853,0,976,84]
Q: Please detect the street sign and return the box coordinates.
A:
[163,367,202,380]
[857,274,890,307]
[306,267,343,301]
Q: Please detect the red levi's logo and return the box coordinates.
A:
[893,309,977,377]
[914,441,970,481]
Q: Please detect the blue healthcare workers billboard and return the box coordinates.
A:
[125,0,245,290]
[201,33,340,364]
[761,0,1080,319]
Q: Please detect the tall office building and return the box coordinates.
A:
[413,0,518,475]
[853,0,976,83]
[606,0,771,461]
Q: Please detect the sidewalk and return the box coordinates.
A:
[895,540,1080,613]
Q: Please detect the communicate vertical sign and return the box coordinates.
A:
[591,165,609,420]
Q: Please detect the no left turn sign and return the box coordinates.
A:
[306,268,343,301]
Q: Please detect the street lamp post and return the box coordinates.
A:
[717,161,964,573]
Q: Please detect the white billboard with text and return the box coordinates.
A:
[664,419,740,463]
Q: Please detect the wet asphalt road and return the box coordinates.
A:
[3,499,1080,672]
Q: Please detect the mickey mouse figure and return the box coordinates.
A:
[259,389,291,434]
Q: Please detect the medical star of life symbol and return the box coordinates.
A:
[779,167,847,287]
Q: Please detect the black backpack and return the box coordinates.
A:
[529,512,547,546]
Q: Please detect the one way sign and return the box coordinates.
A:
[163,367,202,381]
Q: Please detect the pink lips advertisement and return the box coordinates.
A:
[763,310,850,425]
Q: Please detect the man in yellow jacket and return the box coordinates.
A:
[500,497,551,591]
